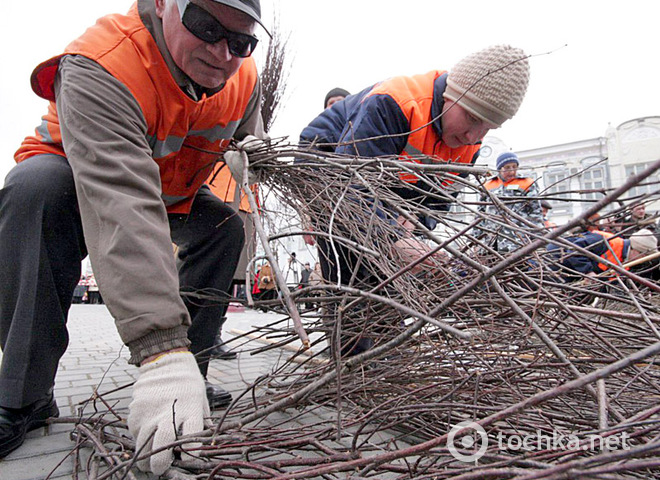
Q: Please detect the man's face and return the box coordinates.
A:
[628,247,644,262]
[498,163,518,183]
[441,100,496,149]
[156,0,256,88]
[632,204,646,219]
[325,95,345,109]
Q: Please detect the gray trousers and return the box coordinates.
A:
[0,155,244,408]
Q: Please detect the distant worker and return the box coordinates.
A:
[619,202,658,238]
[541,200,557,230]
[324,87,350,109]
[477,151,543,252]
[548,228,658,282]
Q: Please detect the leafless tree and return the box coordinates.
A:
[260,10,292,133]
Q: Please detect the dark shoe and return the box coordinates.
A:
[0,394,59,458]
[209,335,237,360]
[205,381,232,409]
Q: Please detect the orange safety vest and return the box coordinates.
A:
[207,163,256,213]
[592,230,626,272]
[484,176,535,193]
[365,71,480,185]
[15,3,257,214]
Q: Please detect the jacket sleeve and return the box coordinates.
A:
[549,233,605,277]
[299,102,351,152]
[55,55,190,364]
[299,84,374,152]
[334,94,409,157]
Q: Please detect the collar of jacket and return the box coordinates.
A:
[431,73,448,140]
[622,238,631,260]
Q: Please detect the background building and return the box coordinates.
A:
[479,116,660,226]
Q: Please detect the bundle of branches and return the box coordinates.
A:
[67,145,660,479]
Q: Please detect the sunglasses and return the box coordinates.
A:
[176,0,259,58]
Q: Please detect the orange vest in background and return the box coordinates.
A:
[484,176,535,193]
[592,230,626,272]
[207,164,256,212]
[365,71,480,185]
[16,3,258,214]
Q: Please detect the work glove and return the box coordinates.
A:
[128,351,210,475]
[223,135,265,185]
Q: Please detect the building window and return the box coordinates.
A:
[625,162,660,201]
[543,165,572,215]
[580,157,609,202]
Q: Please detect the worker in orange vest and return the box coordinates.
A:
[477,151,544,252]
[548,228,658,282]
[0,0,269,471]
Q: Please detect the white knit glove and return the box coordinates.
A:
[223,135,265,185]
[128,351,210,475]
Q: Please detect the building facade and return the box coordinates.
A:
[479,116,660,226]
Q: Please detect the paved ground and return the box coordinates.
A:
[0,305,304,480]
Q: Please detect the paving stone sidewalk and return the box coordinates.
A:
[0,305,300,480]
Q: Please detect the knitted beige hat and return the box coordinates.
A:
[444,45,530,127]
[629,229,658,255]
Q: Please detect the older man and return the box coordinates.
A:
[0,0,268,473]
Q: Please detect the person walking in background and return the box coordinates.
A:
[298,262,314,310]
[299,262,312,288]
[72,276,89,304]
[0,0,269,472]
[251,266,262,299]
[86,274,101,304]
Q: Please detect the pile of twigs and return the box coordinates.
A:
[65,144,660,479]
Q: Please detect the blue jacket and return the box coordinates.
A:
[301,74,451,157]
[299,74,480,228]
[548,231,630,280]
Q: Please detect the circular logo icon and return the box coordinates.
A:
[447,420,488,462]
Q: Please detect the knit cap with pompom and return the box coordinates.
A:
[444,45,530,127]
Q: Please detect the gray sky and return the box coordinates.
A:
[1,0,658,183]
